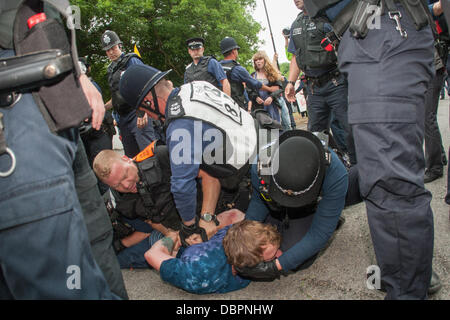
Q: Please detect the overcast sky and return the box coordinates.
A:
[251,0,300,63]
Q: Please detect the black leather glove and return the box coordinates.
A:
[235,260,284,282]
[179,218,208,247]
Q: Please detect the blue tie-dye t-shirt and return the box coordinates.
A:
[159,225,251,294]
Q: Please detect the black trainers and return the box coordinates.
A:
[424,170,443,184]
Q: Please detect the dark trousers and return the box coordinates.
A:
[306,74,356,164]
[0,89,114,299]
[81,130,113,195]
[338,7,434,299]
[424,67,447,175]
[73,139,129,299]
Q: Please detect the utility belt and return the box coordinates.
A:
[324,0,430,49]
[306,68,341,88]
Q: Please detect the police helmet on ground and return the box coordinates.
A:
[119,64,172,110]
[186,37,204,49]
[261,130,327,208]
[220,37,240,55]
[101,30,122,51]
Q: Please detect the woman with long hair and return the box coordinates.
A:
[248,50,283,122]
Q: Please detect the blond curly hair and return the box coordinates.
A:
[252,50,282,83]
[223,220,281,269]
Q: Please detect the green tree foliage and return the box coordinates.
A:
[72,0,262,99]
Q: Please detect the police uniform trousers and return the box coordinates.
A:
[305,73,357,164]
[338,6,434,299]
[0,89,115,299]
[424,67,447,176]
[73,137,129,299]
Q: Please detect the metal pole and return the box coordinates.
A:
[262,0,280,70]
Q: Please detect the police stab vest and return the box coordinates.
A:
[133,141,179,224]
[291,12,337,71]
[165,81,258,178]
[107,53,141,116]
[184,56,221,89]
[220,60,246,109]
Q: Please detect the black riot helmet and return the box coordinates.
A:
[258,130,328,208]
[101,30,122,51]
[220,37,240,55]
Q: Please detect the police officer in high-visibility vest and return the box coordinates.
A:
[285,0,356,165]
[301,0,440,299]
[119,64,260,246]
[102,30,161,158]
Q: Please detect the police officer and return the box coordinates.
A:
[285,0,356,165]
[302,0,439,299]
[0,0,118,299]
[119,64,260,245]
[219,37,277,110]
[236,130,350,280]
[102,30,161,158]
[184,37,231,96]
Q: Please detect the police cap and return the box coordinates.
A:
[186,37,204,49]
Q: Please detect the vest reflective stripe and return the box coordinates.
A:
[171,81,257,171]
[133,140,157,162]
[184,56,220,89]
[107,53,140,115]
[291,13,337,71]
[220,60,246,109]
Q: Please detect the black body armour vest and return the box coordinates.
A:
[291,12,337,72]
[107,53,141,116]
[134,145,179,225]
[220,60,246,109]
[184,56,220,89]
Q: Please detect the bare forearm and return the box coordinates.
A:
[144,237,175,271]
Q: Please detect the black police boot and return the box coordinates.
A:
[424,170,443,183]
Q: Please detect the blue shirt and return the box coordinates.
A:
[165,88,221,222]
[160,226,251,294]
[219,59,262,90]
[184,56,227,88]
[246,149,348,271]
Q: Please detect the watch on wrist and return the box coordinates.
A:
[201,213,219,226]
[288,80,295,86]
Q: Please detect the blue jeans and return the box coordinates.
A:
[278,97,292,131]
[117,231,164,269]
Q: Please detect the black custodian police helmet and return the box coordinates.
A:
[119,64,172,110]
[260,130,327,208]
[220,37,240,55]
[101,30,122,51]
